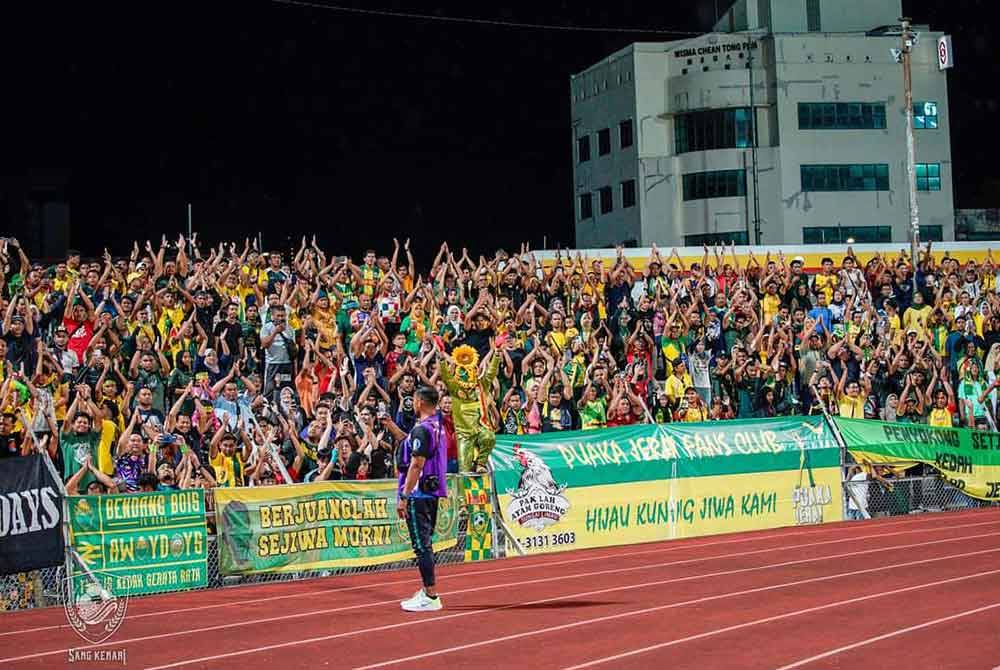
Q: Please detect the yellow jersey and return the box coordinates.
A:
[664,373,692,404]
[837,393,865,419]
[814,274,839,303]
[762,294,781,325]
[211,451,246,488]
[679,406,708,422]
[928,407,952,427]
[902,305,931,335]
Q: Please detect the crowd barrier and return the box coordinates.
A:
[2,417,998,611]
[844,475,995,519]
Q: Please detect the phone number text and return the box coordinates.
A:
[521,532,576,550]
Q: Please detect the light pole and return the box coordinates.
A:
[900,18,920,267]
[747,50,761,245]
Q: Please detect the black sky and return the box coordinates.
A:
[1,1,993,261]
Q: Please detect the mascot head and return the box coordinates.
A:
[452,345,480,384]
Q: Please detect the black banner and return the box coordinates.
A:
[0,455,65,575]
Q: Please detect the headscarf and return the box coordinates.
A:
[880,393,899,423]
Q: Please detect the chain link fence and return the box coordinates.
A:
[843,474,997,520]
[5,475,998,612]
[1,497,479,613]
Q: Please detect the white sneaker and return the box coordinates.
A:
[400,589,443,612]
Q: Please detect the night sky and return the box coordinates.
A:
[1,1,993,262]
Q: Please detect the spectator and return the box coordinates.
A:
[2,235,999,498]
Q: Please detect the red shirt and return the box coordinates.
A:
[314,362,334,395]
[607,411,638,428]
[385,350,404,380]
[442,414,458,461]
[62,317,95,362]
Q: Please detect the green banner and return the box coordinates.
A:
[214,477,461,575]
[463,474,494,562]
[835,417,1000,501]
[491,416,840,492]
[69,490,209,595]
[490,417,843,555]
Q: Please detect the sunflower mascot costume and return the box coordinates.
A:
[439,342,500,473]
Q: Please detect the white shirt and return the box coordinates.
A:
[847,471,868,512]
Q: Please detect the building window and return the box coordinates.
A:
[619,119,634,149]
[916,163,941,191]
[674,108,754,154]
[577,136,591,163]
[598,186,613,214]
[806,0,821,32]
[798,102,886,130]
[684,232,749,246]
[598,128,611,156]
[803,226,890,244]
[578,193,593,220]
[621,179,636,208]
[919,225,943,242]
[801,164,889,191]
[682,169,747,201]
[914,102,938,129]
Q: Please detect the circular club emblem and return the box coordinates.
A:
[63,570,129,645]
[395,516,411,544]
[395,496,457,543]
[470,510,489,542]
[434,497,456,537]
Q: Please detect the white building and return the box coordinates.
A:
[570,0,954,248]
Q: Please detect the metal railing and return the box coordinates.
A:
[6,425,1000,613]
[843,474,996,520]
[1,497,479,612]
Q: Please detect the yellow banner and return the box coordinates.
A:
[537,246,995,272]
[214,479,459,574]
[498,468,843,555]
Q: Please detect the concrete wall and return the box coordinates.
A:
[571,48,641,247]
[570,24,954,248]
[637,38,770,246]
[716,0,903,33]
[816,0,901,32]
[767,0,808,32]
[771,32,954,243]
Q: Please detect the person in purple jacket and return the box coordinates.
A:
[387,385,448,612]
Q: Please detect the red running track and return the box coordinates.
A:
[3,508,1000,669]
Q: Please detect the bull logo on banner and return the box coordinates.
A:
[506,446,570,532]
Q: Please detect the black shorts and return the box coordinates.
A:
[405,497,439,557]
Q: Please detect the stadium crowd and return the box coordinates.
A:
[1,235,997,495]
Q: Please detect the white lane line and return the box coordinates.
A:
[0,508,970,638]
[2,512,994,641]
[559,571,1000,670]
[774,602,1000,669]
[356,553,1000,670]
[146,548,1000,669]
[4,522,998,665]
[5,520,998,665]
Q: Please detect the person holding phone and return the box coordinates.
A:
[383,386,448,612]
